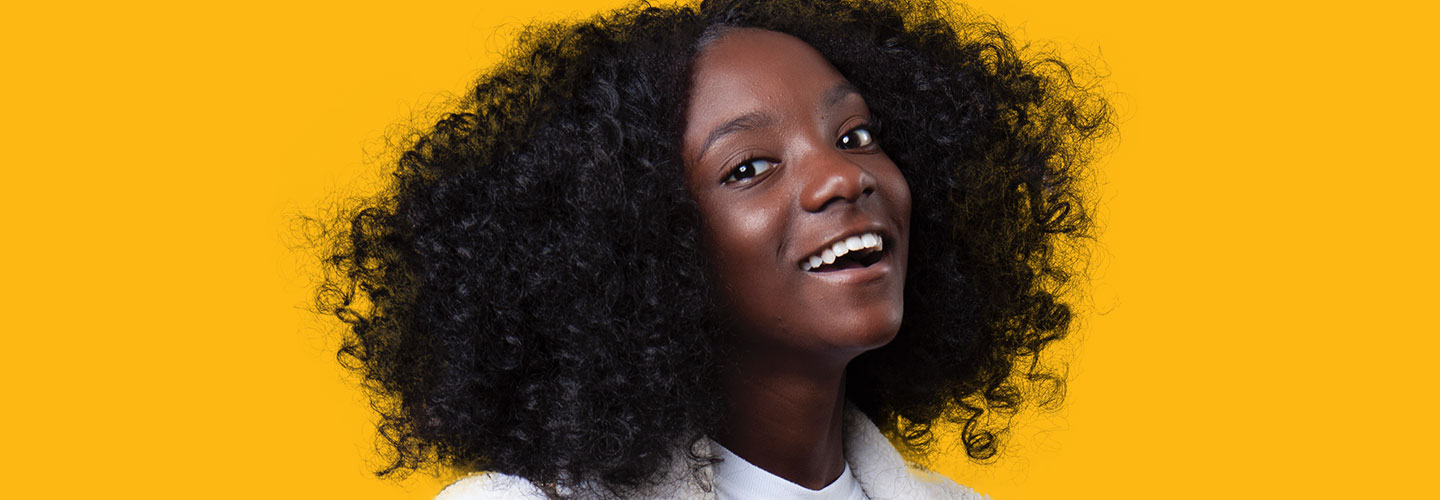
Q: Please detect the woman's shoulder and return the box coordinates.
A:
[434,467,714,499]
[842,405,988,499]
[435,472,550,500]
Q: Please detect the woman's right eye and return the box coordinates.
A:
[724,158,777,184]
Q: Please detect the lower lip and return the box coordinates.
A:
[803,252,894,284]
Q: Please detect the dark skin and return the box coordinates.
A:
[682,29,912,490]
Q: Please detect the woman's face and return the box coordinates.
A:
[682,28,911,363]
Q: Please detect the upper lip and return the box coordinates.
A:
[798,222,892,266]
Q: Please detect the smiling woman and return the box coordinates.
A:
[684,29,917,493]
[311,0,1112,498]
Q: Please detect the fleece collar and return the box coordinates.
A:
[436,404,986,499]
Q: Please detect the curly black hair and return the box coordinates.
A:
[312,0,1111,495]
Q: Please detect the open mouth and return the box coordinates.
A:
[800,232,885,272]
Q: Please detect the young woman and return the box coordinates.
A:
[314,0,1111,497]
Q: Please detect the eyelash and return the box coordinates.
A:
[724,156,777,184]
[721,123,879,184]
[836,124,877,150]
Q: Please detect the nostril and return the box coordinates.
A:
[811,195,846,214]
[800,156,873,212]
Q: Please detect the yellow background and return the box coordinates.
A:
[4,0,1436,498]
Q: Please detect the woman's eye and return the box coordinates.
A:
[837,126,875,150]
[724,158,777,183]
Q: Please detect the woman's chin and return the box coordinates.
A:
[851,319,903,353]
[806,304,905,359]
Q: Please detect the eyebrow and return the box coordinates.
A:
[693,81,864,163]
[822,81,862,110]
[696,110,777,163]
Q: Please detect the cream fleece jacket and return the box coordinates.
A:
[435,405,985,499]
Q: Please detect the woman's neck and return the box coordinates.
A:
[716,350,850,490]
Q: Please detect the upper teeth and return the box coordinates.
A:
[800,232,884,271]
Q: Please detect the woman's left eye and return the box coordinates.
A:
[724,158,777,184]
[836,126,875,150]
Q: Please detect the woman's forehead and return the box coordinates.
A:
[690,28,843,92]
[683,29,856,157]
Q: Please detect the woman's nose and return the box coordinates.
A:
[799,149,877,213]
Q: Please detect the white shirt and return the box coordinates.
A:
[712,442,868,500]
